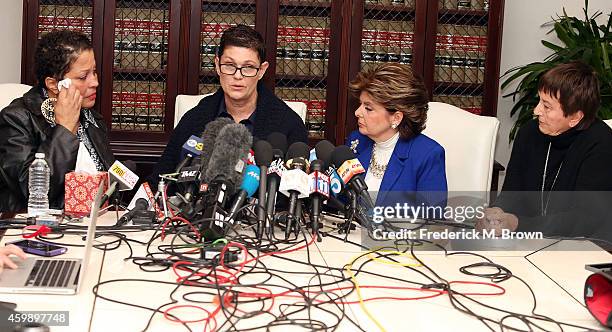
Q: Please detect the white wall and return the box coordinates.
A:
[0,1,23,83]
[496,0,611,184]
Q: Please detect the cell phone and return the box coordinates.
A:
[7,239,67,257]
[57,78,72,92]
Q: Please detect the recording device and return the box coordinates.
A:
[314,140,343,197]
[57,78,71,92]
[331,146,375,210]
[201,123,253,239]
[117,198,155,226]
[8,240,67,257]
[127,182,163,219]
[253,139,273,236]
[308,159,330,240]
[199,117,235,179]
[99,160,139,208]
[280,141,311,238]
[226,164,260,223]
[176,135,203,172]
[265,133,288,232]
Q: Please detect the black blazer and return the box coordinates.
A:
[148,83,308,186]
[0,87,115,212]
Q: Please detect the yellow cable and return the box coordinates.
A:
[366,249,422,267]
[345,252,388,332]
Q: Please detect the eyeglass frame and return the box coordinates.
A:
[217,63,261,77]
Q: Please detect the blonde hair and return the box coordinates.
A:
[349,62,429,139]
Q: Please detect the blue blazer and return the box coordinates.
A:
[346,131,447,207]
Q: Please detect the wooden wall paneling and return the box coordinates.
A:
[100,0,117,132]
[422,0,439,100]
[325,0,345,144]
[342,0,362,143]
[483,0,504,117]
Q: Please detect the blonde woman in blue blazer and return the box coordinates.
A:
[346,63,447,213]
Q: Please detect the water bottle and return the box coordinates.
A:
[28,153,50,217]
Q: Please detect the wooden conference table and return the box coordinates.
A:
[1,213,609,332]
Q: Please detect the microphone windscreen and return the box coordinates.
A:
[285,142,310,162]
[314,140,335,168]
[266,132,288,155]
[200,117,234,173]
[134,198,149,210]
[204,123,253,187]
[253,140,273,167]
[330,145,356,168]
[241,164,261,197]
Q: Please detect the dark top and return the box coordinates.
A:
[0,87,115,212]
[148,83,308,185]
[495,118,612,239]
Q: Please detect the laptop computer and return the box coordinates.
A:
[0,184,104,295]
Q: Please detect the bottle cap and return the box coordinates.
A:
[35,153,45,159]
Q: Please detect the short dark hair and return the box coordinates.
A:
[538,61,601,129]
[34,30,93,88]
[349,62,429,140]
[217,24,266,63]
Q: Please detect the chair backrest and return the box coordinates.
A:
[605,119,612,129]
[0,83,32,111]
[422,102,500,203]
[174,93,307,128]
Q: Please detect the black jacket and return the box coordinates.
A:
[148,83,308,185]
[0,87,115,212]
[495,118,612,239]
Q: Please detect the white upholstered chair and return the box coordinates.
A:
[423,102,500,204]
[0,83,32,111]
[174,93,307,128]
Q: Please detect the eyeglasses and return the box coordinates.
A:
[218,64,260,77]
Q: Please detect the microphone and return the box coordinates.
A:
[199,117,234,177]
[127,182,163,219]
[253,139,273,237]
[100,160,139,208]
[265,132,288,230]
[279,141,311,238]
[331,146,375,210]
[314,140,343,197]
[308,159,329,240]
[176,135,203,173]
[117,198,149,226]
[226,164,260,223]
[202,123,253,238]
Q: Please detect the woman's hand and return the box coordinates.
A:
[54,84,82,134]
[475,207,519,236]
[0,244,27,275]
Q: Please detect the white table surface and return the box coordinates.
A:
[2,214,610,331]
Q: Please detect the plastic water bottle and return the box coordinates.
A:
[28,153,50,217]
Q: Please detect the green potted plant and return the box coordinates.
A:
[501,0,611,140]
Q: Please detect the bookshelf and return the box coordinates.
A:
[21,0,504,177]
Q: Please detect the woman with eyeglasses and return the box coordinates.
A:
[150,24,307,185]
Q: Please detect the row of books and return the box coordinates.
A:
[365,0,416,7]
[439,0,489,11]
[38,16,92,35]
[432,94,483,115]
[111,80,166,131]
[276,87,327,139]
[39,4,92,17]
[434,56,485,84]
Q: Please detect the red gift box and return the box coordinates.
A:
[64,172,109,217]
